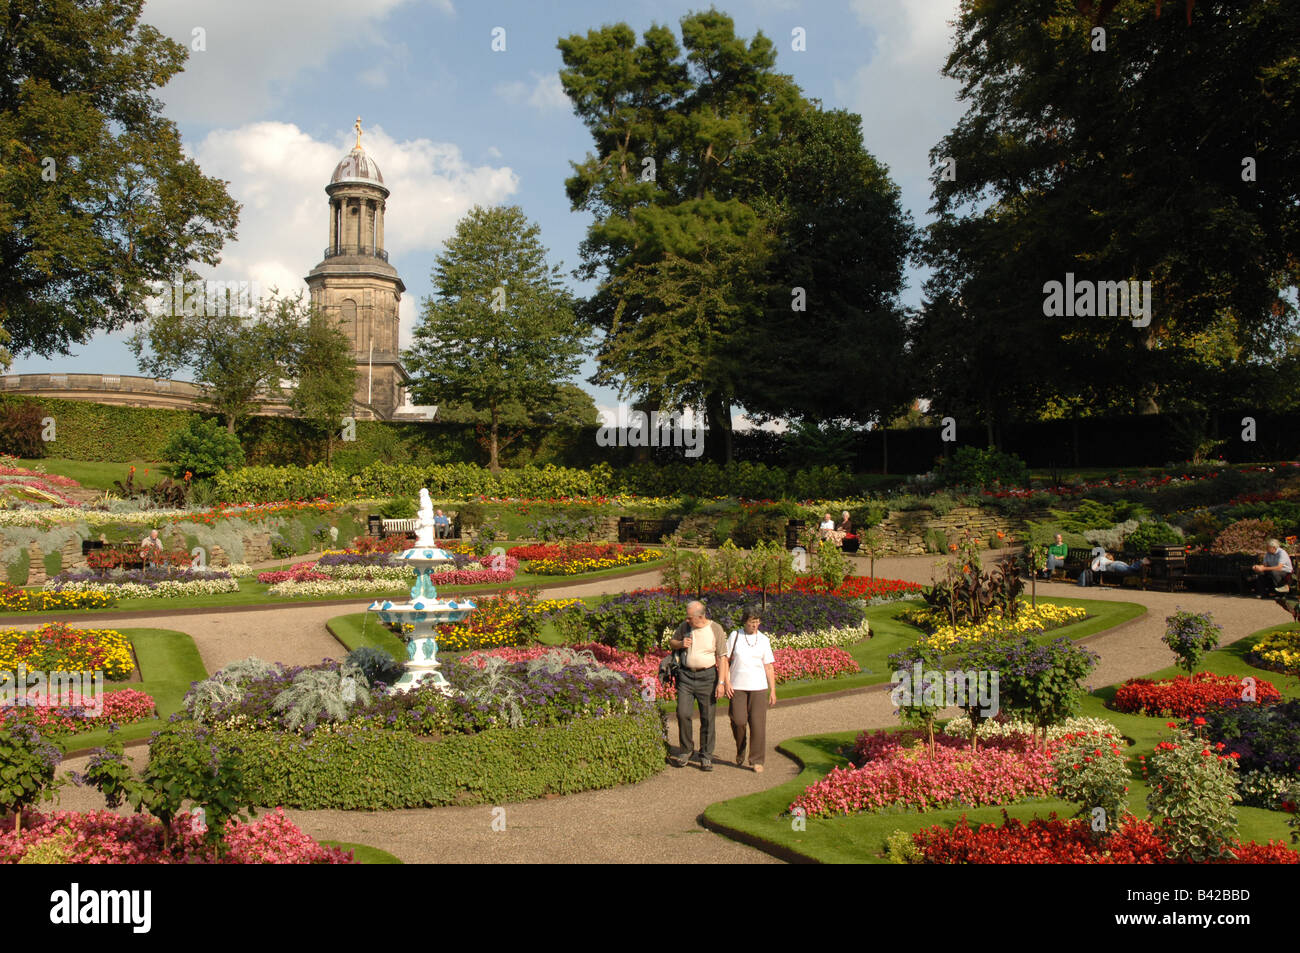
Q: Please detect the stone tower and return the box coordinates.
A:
[305,119,410,420]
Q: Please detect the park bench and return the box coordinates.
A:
[1182,553,1257,594]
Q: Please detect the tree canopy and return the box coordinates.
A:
[0,0,239,359]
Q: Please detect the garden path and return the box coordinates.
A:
[55,554,1293,864]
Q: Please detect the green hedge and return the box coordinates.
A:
[213,460,863,503]
[148,711,667,810]
[0,395,197,462]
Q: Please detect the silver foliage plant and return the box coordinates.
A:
[184,656,280,722]
[271,662,372,733]
[453,648,623,729]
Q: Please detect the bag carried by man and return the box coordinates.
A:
[658,637,687,688]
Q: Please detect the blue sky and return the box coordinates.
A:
[14,0,966,425]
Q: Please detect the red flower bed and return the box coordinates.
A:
[1112,672,1282,718]
[257,561,329,584]
[0,808,355,864]
[0,688,155,734]
[792,576,923,599]
[505,542,645,566]
[911,813,1298,864]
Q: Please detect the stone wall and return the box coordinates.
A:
[872,506,1023,557]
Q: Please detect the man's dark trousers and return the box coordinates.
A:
[676,666,718,760]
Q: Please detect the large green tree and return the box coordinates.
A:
[917,0,1300,429]
[0,0,239,359]
[559,12,913,458]
[289,308,355,465]
[559,11,803,461]
[404,204,586,472]
[129,290,303,433]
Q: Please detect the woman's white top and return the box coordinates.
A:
[726,630,775,692]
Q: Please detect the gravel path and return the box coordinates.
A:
[54,554,1293,864]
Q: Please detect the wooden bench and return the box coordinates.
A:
[617,517,680,544]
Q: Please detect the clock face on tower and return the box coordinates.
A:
[305,127,410,420]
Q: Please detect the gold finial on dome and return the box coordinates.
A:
[354,116,363,149]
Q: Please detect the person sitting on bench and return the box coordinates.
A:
[433,509,452,540]
[1091,550,1147,579]
[1043,534,1068,578]
[1252,539,1293,596]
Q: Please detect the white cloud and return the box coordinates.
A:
[187,121,519,349]
[358,66,389,89]
[839,0,965,221]
[141,0,448,122]
[494,72,569,113]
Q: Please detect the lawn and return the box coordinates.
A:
[52,627,207,754]
[13,458,167,491]
[702,623,1298,863]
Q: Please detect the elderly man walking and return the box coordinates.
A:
[668,600,730,771]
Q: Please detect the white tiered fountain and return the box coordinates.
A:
[367,488,476,693]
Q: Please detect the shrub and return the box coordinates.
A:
[1162,609,1222,673]
[160,417,245,480]
[0,724,62,834]
[345,646,405,687]
[0,403,47,458]
[962,636,1100,746]
[1051,731,1131,839]
[147,712,667,810]
[932,447,1028,489]
[379,496,416,520]
[1212,518,1279,555]
[1124,520,1183,552]
[1198,699,1300,789]
[1143,723,1241,863]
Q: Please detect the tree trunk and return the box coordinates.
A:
[226,414,236,435]
[489,405,500,473]
[704,392,733,464]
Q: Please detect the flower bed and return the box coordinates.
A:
[0,622,134,680]
[573,590,867,653]
[898,604,1088,651]
[791,575,923,602]
[941,714,1123,746]
[46,566,239,600]
[1112,672,1282,718]
[1246,629,1300,676]
[791,733,1056,819]
[257,561,331,584]
[0,688,155,734]
[1197,700,1300,806]
[268,577,406,598]
[907,813,1297,864]
[472,642,861,700]
[0,807,355,864]
[0,585,116,612]
[434,590,540,651]
[524,543,660,576]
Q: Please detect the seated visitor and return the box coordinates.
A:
[1253,538,1293,596]
[1090,550,1147,577]
[1042,533,1068,578]
[818,514,836,541]
[433,508,452,539]
[139,529,163,564]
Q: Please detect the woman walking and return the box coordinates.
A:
[725,605,777,773]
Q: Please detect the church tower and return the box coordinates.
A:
[305,119,410,420]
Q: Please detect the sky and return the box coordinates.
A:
[12,0,967,428]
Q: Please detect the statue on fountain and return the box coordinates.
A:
[415,487,436,548]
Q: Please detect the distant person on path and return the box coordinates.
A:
[1044,533,1068,578]
[725,605,776,774]
[1253,538,1293,596]
[668,600,730,771]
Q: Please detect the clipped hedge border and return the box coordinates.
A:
[149,711,668,810]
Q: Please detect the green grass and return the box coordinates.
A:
[320,841,403,864]
[14,458,166,491]
[326,612,407,660]
[703,622,1299,863]
[53,627,207,753]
